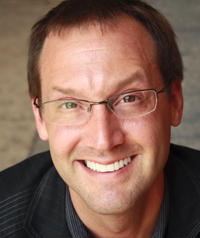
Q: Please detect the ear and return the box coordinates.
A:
[170,81,183,127]
[32,99,49,141]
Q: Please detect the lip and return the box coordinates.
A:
[77,155,137,179]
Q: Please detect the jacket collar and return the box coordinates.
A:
[24,145,200,238]
[24,166,71,238]
[165,149,200,237]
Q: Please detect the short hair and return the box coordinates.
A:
[28,0,183,103]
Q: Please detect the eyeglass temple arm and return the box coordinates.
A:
[33,97,43,109]
[157,80,172,96]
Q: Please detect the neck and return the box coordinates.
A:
[69,172,164,238]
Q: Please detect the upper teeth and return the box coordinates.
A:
[85,157,132,172]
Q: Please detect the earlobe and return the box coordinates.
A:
[170,81,183,127]
[32,99,49,141]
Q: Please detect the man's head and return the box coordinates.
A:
[31,0,183,216]
[28,0,183,104]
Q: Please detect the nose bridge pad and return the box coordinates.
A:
[107,101,114,112]
[87,104,92,113]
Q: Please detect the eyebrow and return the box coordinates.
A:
[115,73,144,90]
[51,87,77,95]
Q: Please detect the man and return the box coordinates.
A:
[0,0,200,237]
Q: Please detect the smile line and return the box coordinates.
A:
[84,157,133,172]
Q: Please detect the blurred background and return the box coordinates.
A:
[0,0,200,171]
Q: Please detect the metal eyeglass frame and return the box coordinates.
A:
[33,80,172,117]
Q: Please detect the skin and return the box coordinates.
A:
[33,16,183,237]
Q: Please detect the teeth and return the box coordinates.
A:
[107,163,114,172]
[92,162,96,171]
[114,161,119,170]
[124,158,128,166]
[85,157,132,172]
[119,160,124,168]
[96,162,100,171]
[100,164,107,172]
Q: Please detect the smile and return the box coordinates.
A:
[85,157,133,172]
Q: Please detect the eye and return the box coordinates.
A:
[120,95,139,103]
[61,102,78,109]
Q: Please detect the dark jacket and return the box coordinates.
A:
[0,144,200,238]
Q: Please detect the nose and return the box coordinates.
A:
[83,104,125,152]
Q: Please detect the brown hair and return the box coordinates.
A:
[28,0,183,103]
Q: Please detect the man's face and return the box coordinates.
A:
[34,17,182,215]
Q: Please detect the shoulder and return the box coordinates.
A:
[164,144,200,236]
[169,143,200,175]
[165,144,200,196]
[0,151,53,237]
[0,151,53,201]
[170,143,200,160]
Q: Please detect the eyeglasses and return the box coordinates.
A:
[34,82,171,125]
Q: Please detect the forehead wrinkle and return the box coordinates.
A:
[72,48,107,57]
[47,71,145,101]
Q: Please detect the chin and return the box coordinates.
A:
[80,182,147,216]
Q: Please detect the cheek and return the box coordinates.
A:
[123,111,171,155]
[123,114,170,179]
[46,124,82,161]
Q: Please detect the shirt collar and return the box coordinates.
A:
[151,178,169,237]
[65,186,92,238]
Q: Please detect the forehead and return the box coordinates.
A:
[41,16,156,61]
[39,16,159,100]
